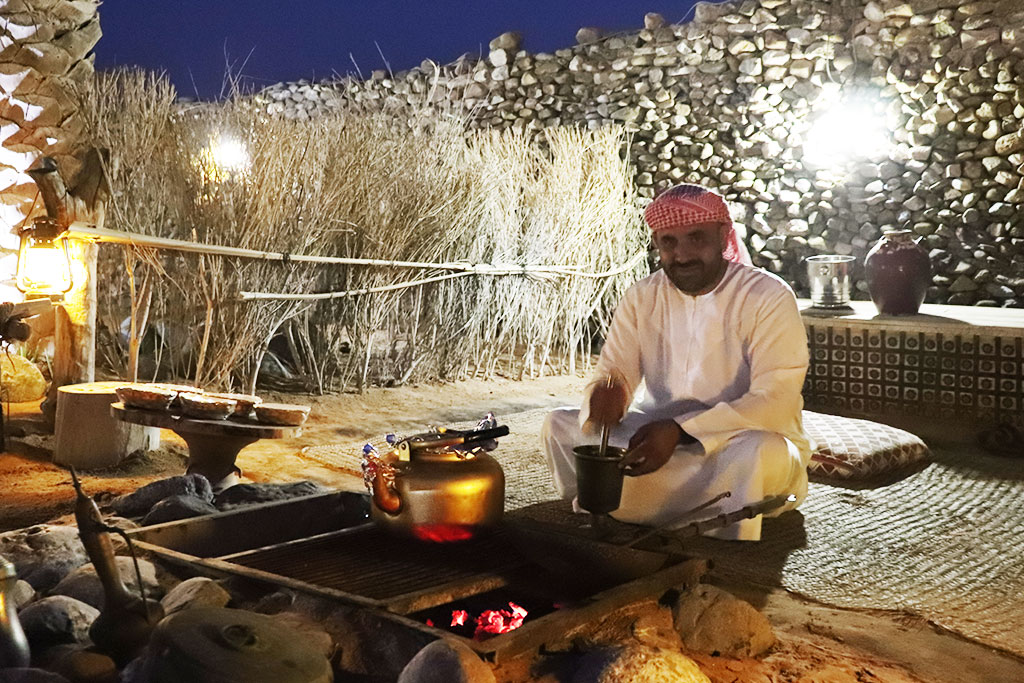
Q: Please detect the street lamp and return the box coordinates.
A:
[15,216,72,298]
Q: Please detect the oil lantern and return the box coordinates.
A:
[16,216,72,297]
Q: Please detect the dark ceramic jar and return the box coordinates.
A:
[864,229,931,315]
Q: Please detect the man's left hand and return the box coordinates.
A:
[620,420,685,476]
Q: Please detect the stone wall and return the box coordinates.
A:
[254,0,1024,307]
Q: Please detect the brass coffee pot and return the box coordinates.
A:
[70,469,165,664]
[369,425,509,541]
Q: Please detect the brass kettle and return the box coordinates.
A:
[369,425,509,542]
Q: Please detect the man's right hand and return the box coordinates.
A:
[583,375,631,434]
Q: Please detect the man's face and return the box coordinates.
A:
[653,221,728,295]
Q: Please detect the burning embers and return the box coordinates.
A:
[414,587,556,642]
[426,602,530,639]
[411,523,476,543]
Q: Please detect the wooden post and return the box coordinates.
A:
[27,153,107,428]
[43,237,97,425]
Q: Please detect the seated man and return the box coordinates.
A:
[542,184,810,541]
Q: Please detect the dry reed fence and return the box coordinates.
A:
[76,70,648,393]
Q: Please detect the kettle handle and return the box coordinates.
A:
[405,425,510,451]
[462,425,510,444]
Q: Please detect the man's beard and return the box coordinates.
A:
[666,260,723,294]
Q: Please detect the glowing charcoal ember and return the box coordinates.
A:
[473,602,528,638]
[412,524,475,543]
[450,610,469,627]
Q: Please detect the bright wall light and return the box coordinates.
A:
[802,97,891,169]
[196,134,250,184]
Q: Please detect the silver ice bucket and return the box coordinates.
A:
[807,255,855,308]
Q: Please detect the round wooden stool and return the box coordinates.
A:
[54,381,160,469]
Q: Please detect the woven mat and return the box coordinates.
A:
[302,407,1024,656]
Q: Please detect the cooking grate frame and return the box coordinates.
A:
[218,524,532,612]
[127,492,708,662]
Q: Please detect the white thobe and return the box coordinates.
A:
[542,262,811,540]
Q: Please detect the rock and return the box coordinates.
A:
[397,639,495,683]
[18,596,98,649]
[630,605,684,650]
[986,283,1015,298]
[160,577,231,615]
[109,474,213,518]
[576,27,602,45]
[488,31,521,52]
[141,494,218,525]
[47,647,118,683]
[864,1,885,22]
[644,13,666,30]
[213,480,328,510]
[0,355,46,402]
[672,584,775,657]
[488,49,508,67]
[0,526,88,591]
[50,557,161,609]
[728,39,757,55]
[274,612,335,658]
[950,275,979,293]
[117,658,146,683]
[13,579,35,609]
[0,670,71,683]
[571,645,710,683]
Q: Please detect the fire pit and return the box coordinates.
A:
[127,491,707,665]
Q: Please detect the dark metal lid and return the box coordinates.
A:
[147,608,332,683]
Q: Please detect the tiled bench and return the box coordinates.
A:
[799,300,1024,444]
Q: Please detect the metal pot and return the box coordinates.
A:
[806,254,855,308]
[573,445,626,514]
[369,426,508,541]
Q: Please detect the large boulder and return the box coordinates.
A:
[37,645,117,683]
[12,579,35,609]
[214,481,327,510]
[672,585,775,658]
[18,595,98,650]
[140,494,217,525]
[397,639,495,683]
[0,670,71,683]
[0,354,47,402]
[0,526,88,591]
[109,474,213,518]
[50,557,161,609]
[572,644,710,683]
[160,577,231,615]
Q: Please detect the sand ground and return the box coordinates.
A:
[1,374,1021,682]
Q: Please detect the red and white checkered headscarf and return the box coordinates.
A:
[644,184,751,265]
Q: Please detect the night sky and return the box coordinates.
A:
[95,1,703,100]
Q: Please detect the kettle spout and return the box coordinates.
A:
[371,470,403,515]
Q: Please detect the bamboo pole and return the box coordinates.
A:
[68,225,645,279]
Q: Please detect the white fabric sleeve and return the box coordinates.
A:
[676,286,808,455]
[578,286,644,429]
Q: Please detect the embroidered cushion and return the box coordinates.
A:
[803,410,929,480]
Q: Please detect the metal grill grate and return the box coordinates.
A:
[228,525,526,603]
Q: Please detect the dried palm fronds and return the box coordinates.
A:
[78,69,647,392]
